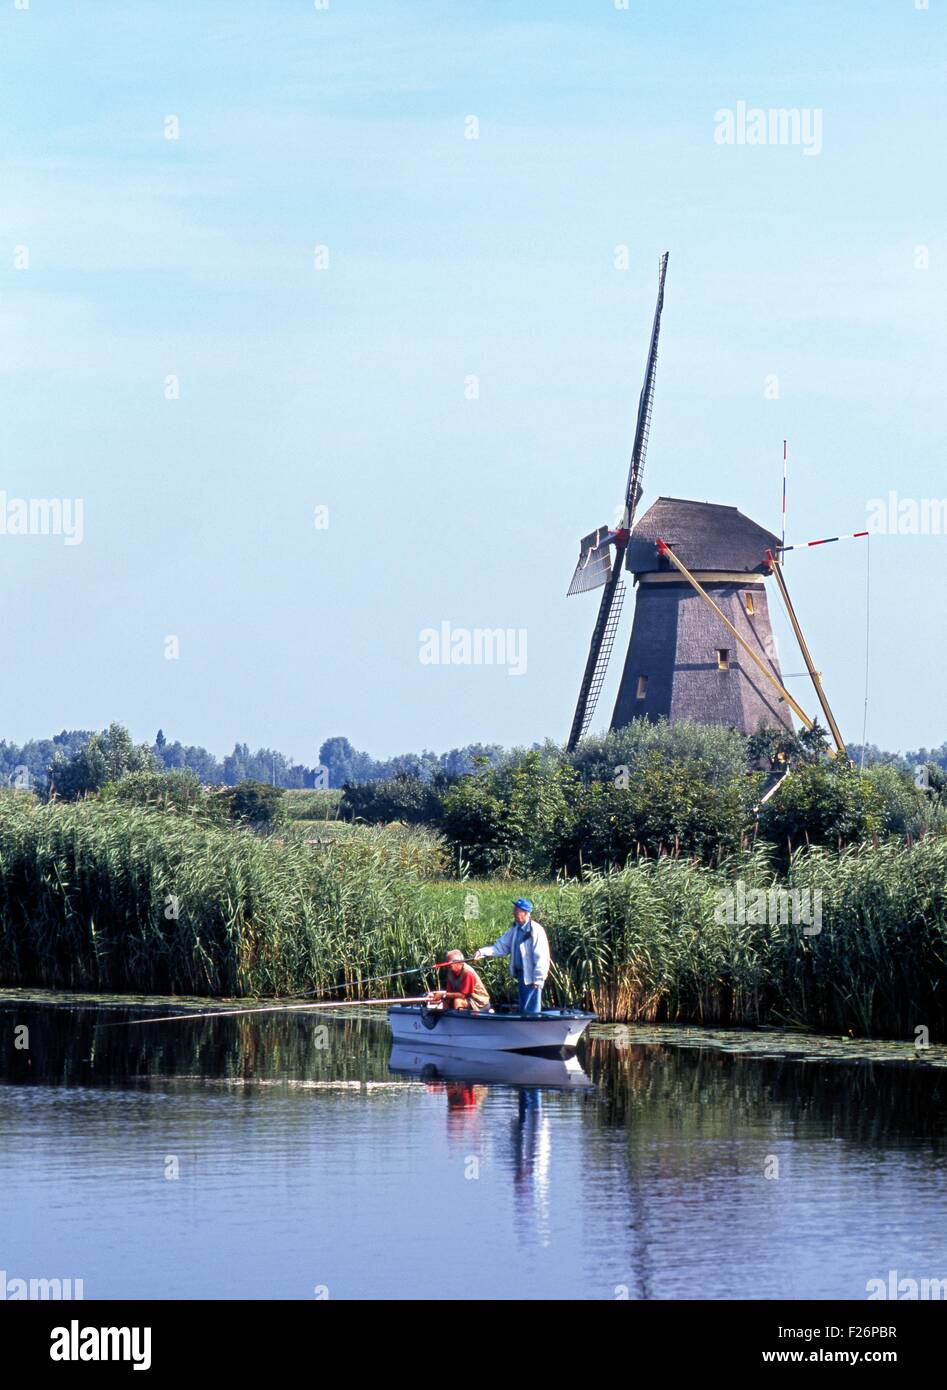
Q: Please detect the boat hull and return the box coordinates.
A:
[387,1005,595,1052]
[389,1044,594,1088]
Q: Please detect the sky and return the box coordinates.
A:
[1,0,945,765]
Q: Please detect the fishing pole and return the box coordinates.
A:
[258,956,495,1002]
[101,996,433,1028]
[101,957,500,1027]
[258,964,436,1001]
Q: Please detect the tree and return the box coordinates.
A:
[442,752,578,876]
[318,736,375,787]
[48,724,158,800]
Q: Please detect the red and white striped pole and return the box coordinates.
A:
[777,530,869,553]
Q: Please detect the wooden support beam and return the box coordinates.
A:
[655,538,817,731]
[765,549,847,757]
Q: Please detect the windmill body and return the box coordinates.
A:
[566,253,819,750]
[611,497,793,735]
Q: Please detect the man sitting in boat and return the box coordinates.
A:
[473,899,550,1015]
[428,950,491,1012]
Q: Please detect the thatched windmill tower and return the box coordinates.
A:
[565,254,844,753]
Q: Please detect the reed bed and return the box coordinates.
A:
[547,840,947,1036]
[1,796,945,1037]
[0,798,452,998]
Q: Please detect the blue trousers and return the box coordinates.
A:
[517,982,542,1015]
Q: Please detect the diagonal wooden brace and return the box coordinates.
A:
[655,537,816,731]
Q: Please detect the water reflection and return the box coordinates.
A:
[2,997,947,1299]
[387,1044,594,1090]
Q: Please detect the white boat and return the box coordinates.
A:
[388,1044,594,1088]
[387,1004,595,1053]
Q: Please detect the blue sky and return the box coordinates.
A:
[2,0,945,763]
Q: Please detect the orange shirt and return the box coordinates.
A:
[441,964,490,1011]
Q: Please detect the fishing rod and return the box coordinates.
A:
[258,964,436,1001]
[257,956,492,1002]
[102,959,501,1028]
[101,996,433,1028]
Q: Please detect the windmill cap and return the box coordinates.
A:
[513,898,533,912]
[627,497,781,575]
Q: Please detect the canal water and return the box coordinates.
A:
[2,994,946,1300]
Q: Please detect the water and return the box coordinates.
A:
[2,995,947,1300]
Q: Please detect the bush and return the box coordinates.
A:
[213,780,286,831]
[758,762,882,854]
[99,769,210,816]
[545,837,947,1035]
[569,718,749,786]
[746,722,829,769]
[3,796,946,1035]
[340,773,453,825]
[864,765,926,835]
[562,756,761,871]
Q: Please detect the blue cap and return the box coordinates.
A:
[513,898,533,913]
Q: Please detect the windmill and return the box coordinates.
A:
[565,254,848,756]
[565,251,669,751]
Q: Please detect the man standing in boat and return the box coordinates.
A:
[474,899,550,1015]
[429,949,491,1012]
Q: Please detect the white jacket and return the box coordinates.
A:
[479,917,551,986]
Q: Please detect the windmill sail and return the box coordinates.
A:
[623,249,669,523]
[566,252,669,752]
[575,578,625,740]
[566,526,614,595]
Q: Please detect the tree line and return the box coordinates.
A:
[0,729,507,793]
[339,722,947,876]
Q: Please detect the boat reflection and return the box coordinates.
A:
[390,1045,592,1232]
[388,1044,595,1090]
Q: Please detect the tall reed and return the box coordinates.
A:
[0,797,452,998]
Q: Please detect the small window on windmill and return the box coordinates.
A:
[743,592,755,615]
[717,648,730,670]
[636,675,648,699]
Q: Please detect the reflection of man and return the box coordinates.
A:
[474,899,550,1015]
[428,950,490,1012]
